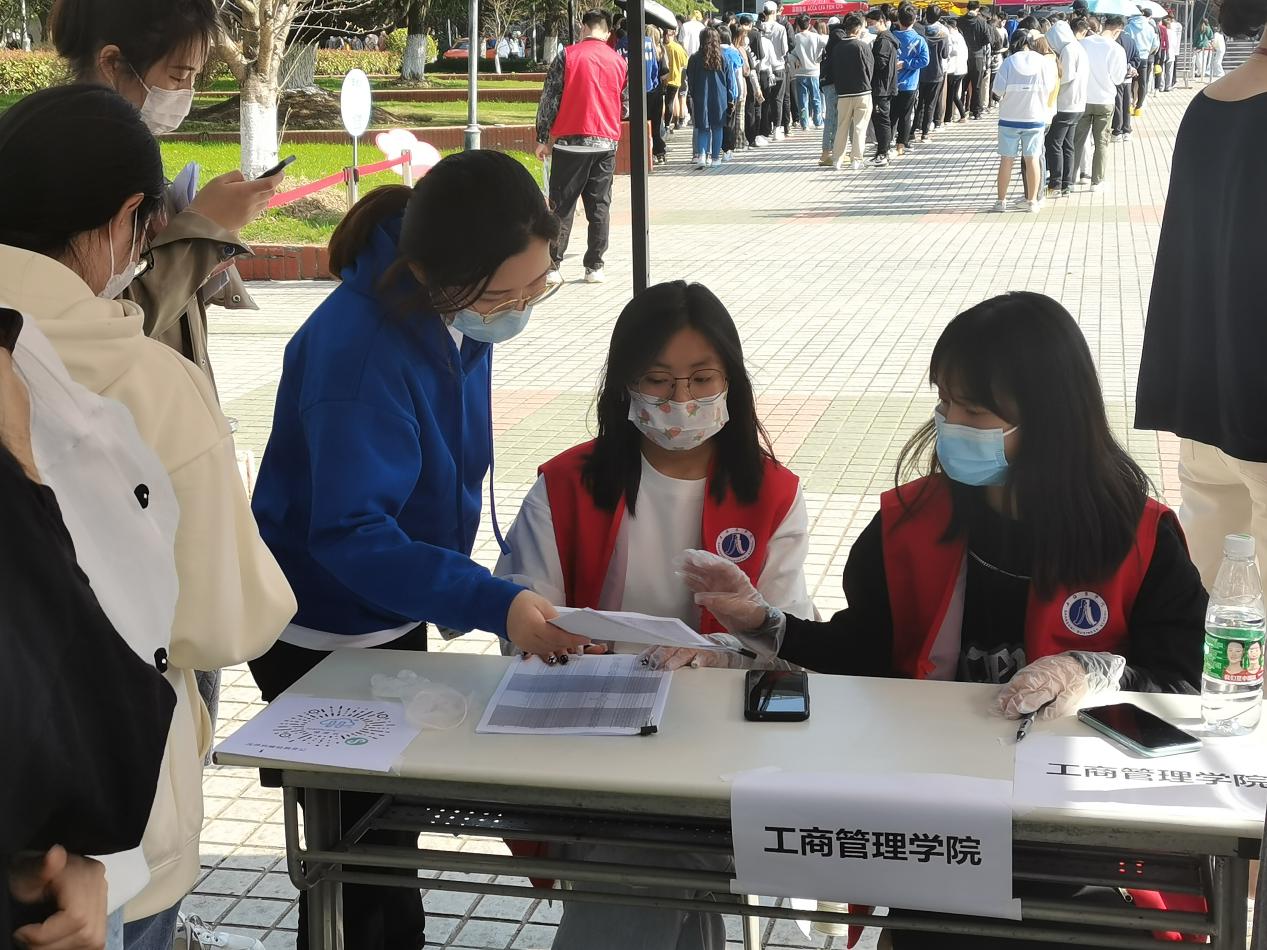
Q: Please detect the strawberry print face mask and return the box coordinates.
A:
[627,391,730,451]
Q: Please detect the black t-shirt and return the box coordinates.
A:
[1136,92,1267,461]
[780,498,1207,693]
[0,448,175,942]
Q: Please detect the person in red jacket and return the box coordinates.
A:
[534,9,629,285]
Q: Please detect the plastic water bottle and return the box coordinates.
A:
[1202,534,1266,735]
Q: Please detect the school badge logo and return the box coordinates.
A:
[1062,591,1109,637]
[716,527,756,563]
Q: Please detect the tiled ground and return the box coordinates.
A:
[198,81,1201,948]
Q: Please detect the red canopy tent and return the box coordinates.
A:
[780,0,869,15]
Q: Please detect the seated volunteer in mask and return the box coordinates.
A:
[51,0,285,387]
[0,85,297,950]
[495,281,813,950]
[249,152,591,950]
[676,291,1208,948]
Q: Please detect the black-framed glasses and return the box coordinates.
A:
[630,369,728,405]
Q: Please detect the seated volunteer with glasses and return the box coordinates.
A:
[677,291,1208,947]
[496,280,813,950]
[249,152,591,950]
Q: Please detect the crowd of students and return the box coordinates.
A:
[3,0,1264,949]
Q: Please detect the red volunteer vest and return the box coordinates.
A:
[550,39,627,142]
[539,441,800,633]
[879,476,1169,680]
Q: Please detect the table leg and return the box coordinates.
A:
[742,893,763,950]
[1254,845,1267,949]
[305,787,344,950]
[1211,856,1249,950]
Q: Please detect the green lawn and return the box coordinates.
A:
[160,140,542,246]
[202,75,542,93]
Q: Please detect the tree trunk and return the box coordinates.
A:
[545,34,560,62]
[282,41,318,92]
[240,71,280,179]
[403,0,429,80]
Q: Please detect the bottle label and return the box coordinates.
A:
[1204,630,1267,686]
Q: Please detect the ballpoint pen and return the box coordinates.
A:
[1016,698,1058,743]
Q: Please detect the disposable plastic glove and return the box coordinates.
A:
[995,651,1127,720]
[639,634,748,671]
[674,549,774,633]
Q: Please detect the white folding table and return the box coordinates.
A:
[215,650,1267,950]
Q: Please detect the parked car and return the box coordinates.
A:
[442,37,497,60]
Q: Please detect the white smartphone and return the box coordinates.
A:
[1078,703,1202,758]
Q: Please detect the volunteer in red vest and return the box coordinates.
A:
[674,291,1207,948]
[496,280,813,950]
[534,8,629,286]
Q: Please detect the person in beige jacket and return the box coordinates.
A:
[0,86,296,949]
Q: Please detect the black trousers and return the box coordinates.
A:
[945,74,966,119]
[745,88,761,144]
[1134,56,1150,110]
[723,102,742,152]
[1044,110,1080,190]
[871,93,893,156]
[548,147,615,271]
[249,626,431,950]
[1112,82,1133,134]
[648,85,667,157]
[760,74,787,136]
[916,78,944,136]
[892,88,917,147]
[966,51,989,117]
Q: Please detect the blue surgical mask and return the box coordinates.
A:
[450,305,533,344]
[934,408,1018,487]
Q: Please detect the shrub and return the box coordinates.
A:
[0,51,69,94]
[388,29,440,64]
[315,50,402,76]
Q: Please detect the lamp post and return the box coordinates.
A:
[465,0,481,150]
[626,0,650,293]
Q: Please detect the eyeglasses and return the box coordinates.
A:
[133,249,155,279]
[474,278,565,322]
[631,369,728,405]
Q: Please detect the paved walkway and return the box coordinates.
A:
[197,83,1199,949]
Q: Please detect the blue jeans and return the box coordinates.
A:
[693,125,724,160]
[821,84,837,151]
[123,905,180,950]
[796,76,822,128]
[107,909,124,950]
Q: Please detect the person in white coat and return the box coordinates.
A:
[0,84,296,950]
[496,281,814,950]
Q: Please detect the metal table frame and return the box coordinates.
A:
[278,769,1259,950]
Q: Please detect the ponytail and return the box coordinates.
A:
[327,185,412,278]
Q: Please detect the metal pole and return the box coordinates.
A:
[304,788,345,950]
[402,149,415,187]
[465,0,481,150]
[627,0,651,294]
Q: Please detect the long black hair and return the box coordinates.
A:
[896,292,1153,597]
[327,150,559,312]
[51,0,219,81]
[0,86,164,260]
[1220,0,1267,36]
[582,281,774,515]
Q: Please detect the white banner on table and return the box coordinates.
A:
[214,696,420,773]
[1014,735,1267,821]
[731,771,1021,920]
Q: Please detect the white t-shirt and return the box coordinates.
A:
[1082,33,1127,105]
[994,49,1057,125]
[496,455,814,641]
[947,30,969,75]
[680,19,706,57]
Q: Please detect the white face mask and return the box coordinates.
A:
[628,390,730,451]
[131,68,194,134]
[98,212,140,301]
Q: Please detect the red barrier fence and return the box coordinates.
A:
[266,152,413,210]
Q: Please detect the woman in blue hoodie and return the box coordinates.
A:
[249,150,591,950]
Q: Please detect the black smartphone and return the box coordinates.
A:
[744,670,810,722]
[257,154,297,180]
[1077,703,1202,758]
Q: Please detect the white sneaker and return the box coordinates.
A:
[1011,197,1030,209]
[991,200,1007,212]
[694,154,706,169]
[1090,181,1103,192]
[544,269,563,287]
[851,160,865,171]
[774,128,786,141]
[584,268,605,284]
[1027,199,1041,213]
[753,136,770,147]
[175,915,266,950]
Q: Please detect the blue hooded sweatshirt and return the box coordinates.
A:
[892,28,930,92]
[251,212,524,639]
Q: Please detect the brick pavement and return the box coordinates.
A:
[198,82,1200,949]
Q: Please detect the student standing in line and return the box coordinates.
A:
[890,6,930,155]
[249,152,591,949]
[0,85,296,950]
[1045,19,1089,197]
[830,14,875,171]
[686,27,738,169]
[817,18,846,164]
[662,26,689,144]
[497,280,814,950]
[867,8,900,165]
[991,31,1058,213]
[790,13,827,130]
[1074,14,1128,191]
[944,16,969,121]
[915,4,950,141]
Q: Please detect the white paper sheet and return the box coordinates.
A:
[1013,734,1267,821]
[476,653,672,736]
[551,606,722,649]
[214,696,421,773]
[731,771,1022,920]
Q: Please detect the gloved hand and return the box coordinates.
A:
[995,651,1127,720]
[639,634,747,671]
[674,549,774,633]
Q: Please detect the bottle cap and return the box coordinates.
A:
[1224,534,1256,559]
